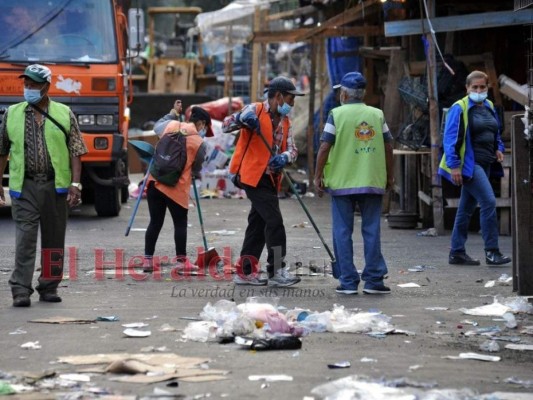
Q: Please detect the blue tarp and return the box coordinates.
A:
[312,36,362,156]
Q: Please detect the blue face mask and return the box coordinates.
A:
[24,88,43,104]
[198,127,207,138]
[469,91,488,103]
[277,102,292,116]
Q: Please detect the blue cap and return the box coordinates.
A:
[333,72,366,90]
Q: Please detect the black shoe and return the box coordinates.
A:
[13,294,31,307]
[363,284,391,294]
[449,253,480,266]
[485,250,511,265]
[335,286,358,295]
[39,292,62,303]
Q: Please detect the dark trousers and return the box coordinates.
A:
[10,178,68,296]
[145,182,188,259]
[241,174,286,276]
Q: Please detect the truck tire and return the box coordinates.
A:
[94,163,122,217]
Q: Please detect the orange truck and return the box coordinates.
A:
[0,0,132,216]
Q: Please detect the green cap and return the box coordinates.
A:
[18,64,52,83]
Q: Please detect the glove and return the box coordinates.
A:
[268,154,288,172]
[238,108,260,132]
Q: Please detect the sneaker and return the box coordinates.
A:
[485,250,511,265]
[233,273,268,286]
[449,253,480,266]
[143,257,153,273]
[363,284,391,294]
[39,292,62,302]
[269,268,301,287]
[335,286,358,295]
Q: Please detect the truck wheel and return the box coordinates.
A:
[121,186,129,203]
[95,184,121,217]
[94,163,122,217]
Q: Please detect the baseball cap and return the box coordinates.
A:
[333,71,366,90]
[190,106,214,137]
[19,64,52,83]
[267,76,304,96]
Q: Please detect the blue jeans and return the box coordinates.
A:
[331,194,388,290]
[450,164,499,254]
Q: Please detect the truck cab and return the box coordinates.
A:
[0,0,131,216]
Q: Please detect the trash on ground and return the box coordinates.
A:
[9,328,27,335]
[484,274,513,287]
[502,312,518,329]
[464,326,501,337]
[521,326,533,335]
[460,319,478,326]
[123,328,152,338]
[416,228,438,237]
[398,282,421,288]
[158,324,178,332]
[248,375,293,382]
[408,265,435,272]
[479,340,501,352]
[505,344,533,351]
[327,361,351,369]
[208,230,236,236]
[504,376,533,388]
[57,353,227,384]
[459,299,512,317]
[20,341,41,350]
[97,316,120,322]
[29,316,96,324]
[59,373,91,382]
[425,307,449,311]
[122,322,149,328]
[444,352,501,362]
[360,358,377,363]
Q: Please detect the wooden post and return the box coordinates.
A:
[511,115,533,295]
[307,38,317,186]
[426,0,444,234]
[250,6,261,101]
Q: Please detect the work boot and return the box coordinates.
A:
[13,293,31,307]
[485,250,511,266]
[39,291,62,303]
[449,252,480,266]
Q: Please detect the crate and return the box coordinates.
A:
[398,77,429,112]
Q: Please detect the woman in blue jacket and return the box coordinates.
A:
[439,70,511,266]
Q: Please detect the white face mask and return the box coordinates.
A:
[198,127,207,137]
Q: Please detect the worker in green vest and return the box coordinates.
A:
[0,64,88,307]
[314,71,394,295]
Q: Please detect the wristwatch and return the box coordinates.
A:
[70,182,83,191]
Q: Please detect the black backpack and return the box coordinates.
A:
[150,131,188,186]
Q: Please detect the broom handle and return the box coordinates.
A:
[192,178,209,250]
[254,127,336,264]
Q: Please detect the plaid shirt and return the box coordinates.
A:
[0,105,87,176]
[222,100,298,174]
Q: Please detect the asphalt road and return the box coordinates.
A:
[0,182,531,399]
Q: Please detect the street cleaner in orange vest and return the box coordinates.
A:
[222,76,304,287]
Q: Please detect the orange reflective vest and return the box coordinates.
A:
[147,121,203,209]
[229,103,290,188]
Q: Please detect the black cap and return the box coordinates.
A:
[189,106,213,137]
[267,76,304,96]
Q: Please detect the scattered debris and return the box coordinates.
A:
[327,361,351,369]
[122,322,149,328]
[96,316,120,322]
[505,344,533,351]
[444,352,501,362]
[416,228,438,237]
[20,341,41,350]
[479,340,500,353]
[123,328,152,338]
[29,317,95,324]
[425,307,449,311]
[398,283,421,288]
[248,375,293,382]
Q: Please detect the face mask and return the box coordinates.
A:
[469,91,487,103]
[277,102,292,116]
[24,88,43,104]
[198,127,207,138]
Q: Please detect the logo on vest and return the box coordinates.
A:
[354,121,376,141]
